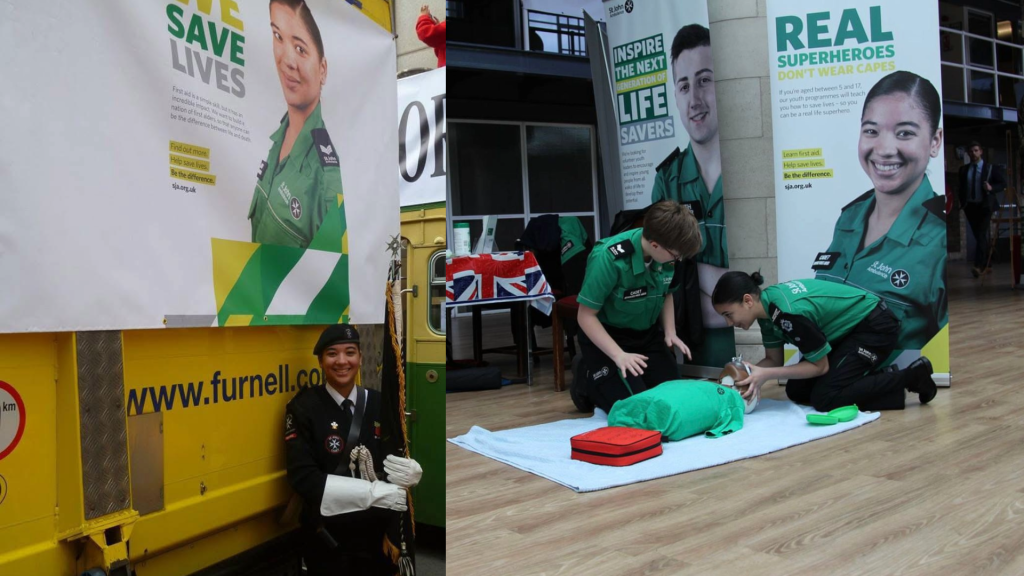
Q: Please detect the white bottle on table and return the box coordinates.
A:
[453,223,471,257]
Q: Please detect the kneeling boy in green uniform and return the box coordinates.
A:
[573,201,702,413]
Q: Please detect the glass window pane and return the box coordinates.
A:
[968,11,993,37]
[494,218,526,252]
[428,251,446,335]
[447,0,517,48]
[450,124,524,216]
[969,70,997,105]
[942,65,966,103]
[526,126,594,214]
[940,30,963,64]
[968,38,995,68]
[432,250,444,281]
[998,75,1018,108]
[997,43,1022,75]
[939,3,963,31]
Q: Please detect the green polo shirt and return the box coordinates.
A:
[813,176,947,350]
[577,228,677,330]
[559,216,588,264]
[249,102,345,249]
[757,279,880,363]
[650,143,728,268]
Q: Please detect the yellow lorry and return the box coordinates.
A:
[0,5,445,575]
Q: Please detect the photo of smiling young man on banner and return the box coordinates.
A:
[650,23,734,368]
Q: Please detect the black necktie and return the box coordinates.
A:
[338,399,354,441]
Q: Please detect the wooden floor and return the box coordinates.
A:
[447,262,1024,575]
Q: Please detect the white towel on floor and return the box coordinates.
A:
[448,399,880,492]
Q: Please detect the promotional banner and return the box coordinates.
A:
[767,1,949,374]
[0,0,398,333]
[397,67,447,207]
[602,0,735,366]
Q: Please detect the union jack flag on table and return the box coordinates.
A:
[445,251,555,315]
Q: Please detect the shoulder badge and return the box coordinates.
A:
[841,190,875,211]
[607,240,635,259]
[655,147,682,173]
[256,160,268,181]
[311,128,340,168]
[811,252,840,271]
[922,195,946,222]
[284,408,301,442]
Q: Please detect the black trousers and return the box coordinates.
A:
[578,323,679,413]
[785,303,908,412]
[964,203,993,268]
[301,527,392,576]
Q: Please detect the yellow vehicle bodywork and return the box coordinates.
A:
[0,5,445,576]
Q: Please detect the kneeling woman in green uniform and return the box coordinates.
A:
[813,71,946,352]
[250,0,346,249]
[574,201,702,413]
[711,272,937,412]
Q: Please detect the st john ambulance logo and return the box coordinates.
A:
[290,197,302,219]
[890,269,910,289]
[624,0,634,13]
[325,434,344,454]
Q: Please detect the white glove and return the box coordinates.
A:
[320,475,408,516]
[384,455,423,488]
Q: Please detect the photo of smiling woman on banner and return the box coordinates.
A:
[249,0,346,249]
[813,71,947,354]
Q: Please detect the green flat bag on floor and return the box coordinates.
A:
[608,380,745,441]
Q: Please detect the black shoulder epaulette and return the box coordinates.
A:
[288,384,317,406]
[841,190,875,211]
[922,195,946,222]
[311,128,340,168]
[606,239,635,259]
[655,147,682,173]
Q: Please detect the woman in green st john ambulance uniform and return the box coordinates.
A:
[813,71,947,352]
[250,0,345,249]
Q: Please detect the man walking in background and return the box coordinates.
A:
[958,141,1006,277]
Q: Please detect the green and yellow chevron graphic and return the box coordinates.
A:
[213,195,349,326]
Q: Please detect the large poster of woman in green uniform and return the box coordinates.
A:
[602,1,735,368]
[0,0,396,332]
[250,0,345,249]
[766,1,949,380]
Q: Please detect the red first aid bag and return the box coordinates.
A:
[570,426,662,466]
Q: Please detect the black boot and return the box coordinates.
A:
[904,357,937,404]
[570,355,594,413]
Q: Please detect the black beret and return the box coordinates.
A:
[313,324,360,356]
